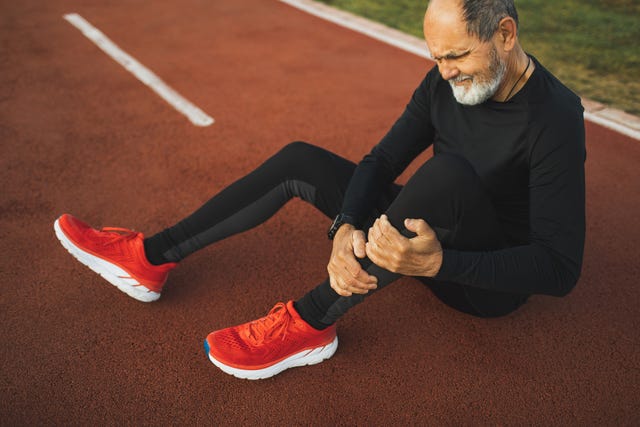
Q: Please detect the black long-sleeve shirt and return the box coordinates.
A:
[341,56,586,297]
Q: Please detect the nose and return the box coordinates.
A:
[437,61,459,81]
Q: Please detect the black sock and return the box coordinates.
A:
[143,235,171,266]
[294,280,341,330]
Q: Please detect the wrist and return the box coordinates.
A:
[428,250,443,277]
[335,223,356,239]
[328,213,357,240]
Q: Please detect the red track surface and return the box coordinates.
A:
[2,0,639,424]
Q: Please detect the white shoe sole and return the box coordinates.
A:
[205,336,338,380]
[53,218,160,302]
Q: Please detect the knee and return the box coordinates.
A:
[429,153,477,180]
[387,153,483,221]
[267,141,328,181]
[416,153,480,192]
[277,141,322,163]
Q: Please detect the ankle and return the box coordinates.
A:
[293,300,333,331]
[143,237,170,266]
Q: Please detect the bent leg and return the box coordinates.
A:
[382,154,529,317]
[295,153,527,328]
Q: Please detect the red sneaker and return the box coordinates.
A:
[53,214,177,302]
[204,301,338,379]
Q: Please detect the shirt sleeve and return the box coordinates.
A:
[340,72,436,227]
[435,105,586,296]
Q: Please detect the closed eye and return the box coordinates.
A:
[433,50,471,62]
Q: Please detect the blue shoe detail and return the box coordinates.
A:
[204,338,210,356]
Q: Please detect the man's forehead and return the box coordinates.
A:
[424,20,475,58]
[423,0,479,57]
[424,0,463,26]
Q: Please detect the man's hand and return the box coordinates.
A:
[327,224,378,297]
[366,215,443,277]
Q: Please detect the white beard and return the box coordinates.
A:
[449,49,506,105]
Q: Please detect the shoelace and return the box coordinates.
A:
[244,302,292,345]
[99,227,140,246]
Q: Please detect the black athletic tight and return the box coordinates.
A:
[144,142,527,327]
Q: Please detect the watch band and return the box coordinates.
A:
[328,213,356,240]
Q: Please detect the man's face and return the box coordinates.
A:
[447,44,506,105]
[423,1,506,105]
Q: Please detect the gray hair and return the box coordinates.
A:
[461,0,519,41]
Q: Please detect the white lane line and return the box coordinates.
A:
[279,0,431,59]
[63,13,214,127]
[279,0,640,141]
[584,111,640,140]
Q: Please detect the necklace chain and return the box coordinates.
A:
[504,56,531,101]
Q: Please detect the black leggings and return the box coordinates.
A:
[144,142,528,325]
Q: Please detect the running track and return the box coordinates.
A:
[1,0,639,424]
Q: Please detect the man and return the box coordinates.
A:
[54,0,585,380]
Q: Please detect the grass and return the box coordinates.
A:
[316,0,640,115]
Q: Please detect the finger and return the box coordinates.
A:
[346,285,372,295]
[339,253,377,286]
[337,288,352,297]
[329,239,375,294]
[352,230,366,258]
[379,215,406,244]
[342,267,377,293]
[365,241,388,270]
[404,218,433,236]
[355,267,378,286]
[368,225,379,248]
[338,273,373,295]
[370,219,394,248]
[379,214,400,235]
[344,262,378,287]
[369,218,382,242]
[329,275,351,297]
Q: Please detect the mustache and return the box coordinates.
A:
[450,74,473,83]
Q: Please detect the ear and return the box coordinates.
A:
[497,16,517,51]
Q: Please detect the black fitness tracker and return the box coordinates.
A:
[328,213,356,240]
